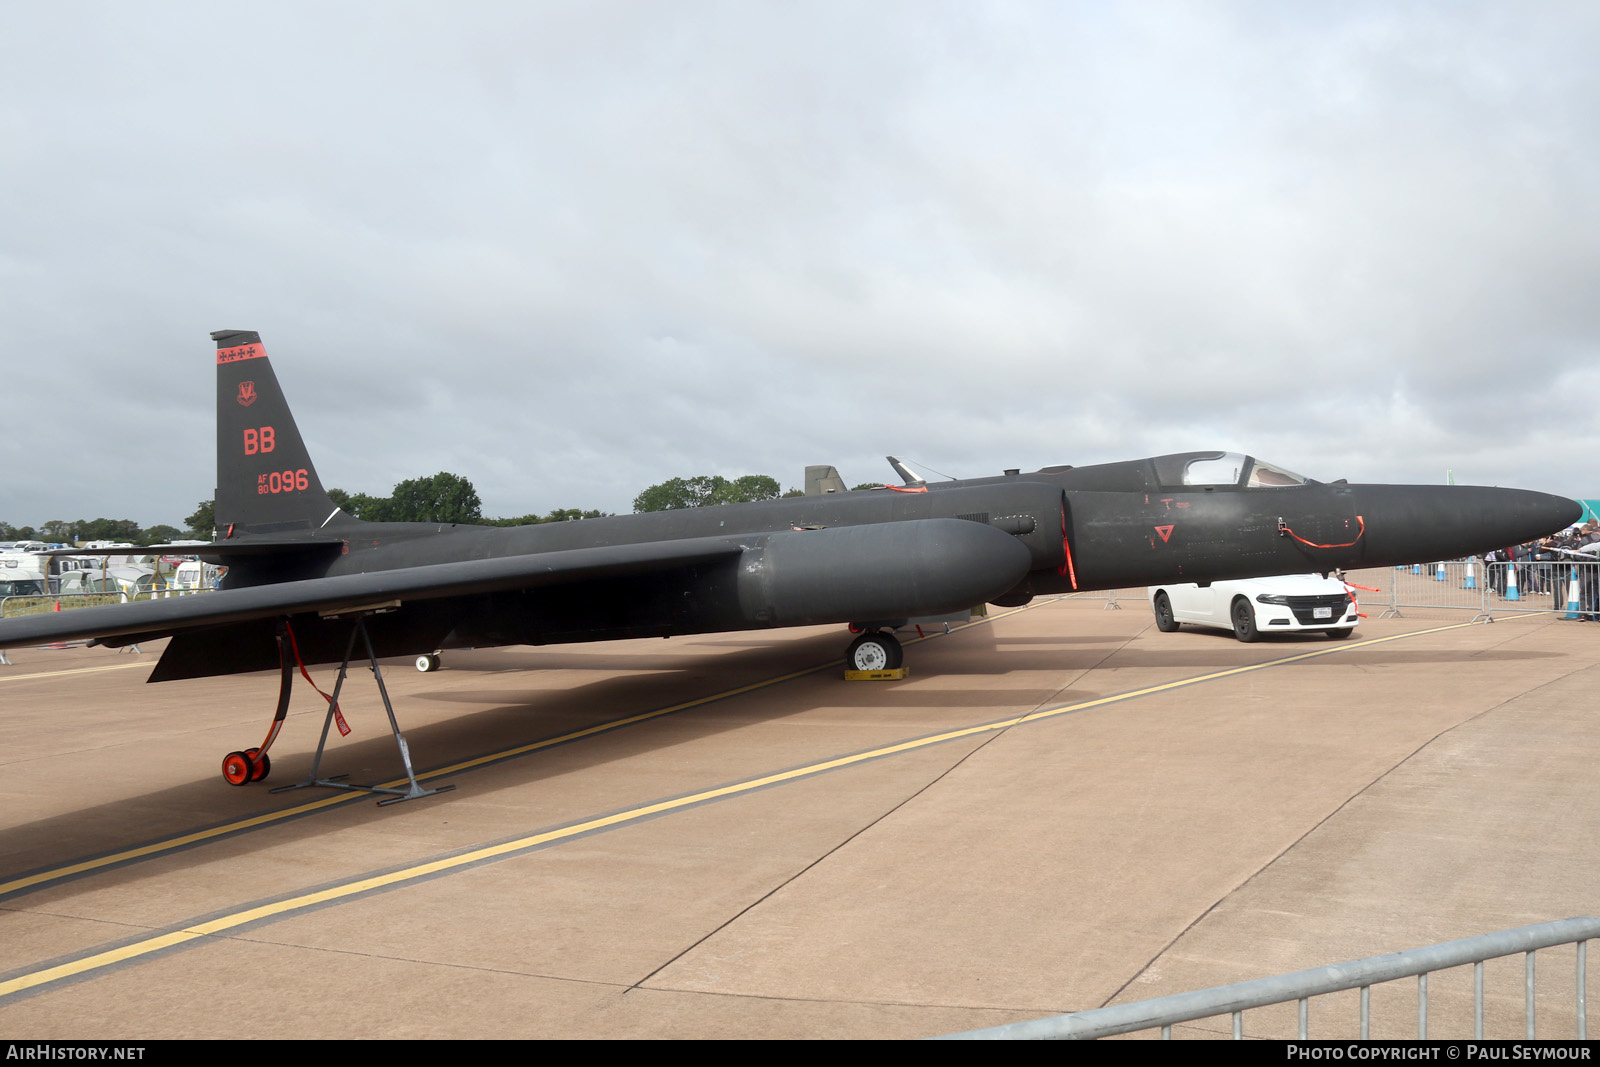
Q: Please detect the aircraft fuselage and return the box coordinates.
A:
[180,453,1575,678]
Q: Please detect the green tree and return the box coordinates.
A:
[323,487,397,521]
[482,508,607,527]
[712,475,781,505]
[332,477,608,526]
[0,522,38,540]
[634,476,716,512]
[75,518,142,542]
[142,524,183,545]
[345,492,396,522]
[633,474,783,513]
[185,500,215,539]
[388,472,482,524]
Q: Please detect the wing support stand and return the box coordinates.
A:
[270,611,454,806]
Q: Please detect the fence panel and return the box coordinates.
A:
[938,917,1597,1040]
[1392,560,1485,612]
[1,591,127,618]
[1488,558,1600,619]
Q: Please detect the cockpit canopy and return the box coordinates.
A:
[1152,452,1308,490]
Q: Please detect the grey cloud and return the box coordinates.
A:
[2,2,1596,529]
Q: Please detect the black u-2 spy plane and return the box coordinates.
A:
[0,331,1578,802]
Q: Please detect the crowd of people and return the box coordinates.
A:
[1483,520,1600,619]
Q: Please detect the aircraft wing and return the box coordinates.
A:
[0,536,747,650]
[37,539,347,560]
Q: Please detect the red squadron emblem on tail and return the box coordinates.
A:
[237,381,258,407]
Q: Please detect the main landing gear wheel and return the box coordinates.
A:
[1231,597,1260,643]
[415,654,442,673]
[1153,591,1180,632]
[847,631,903,671]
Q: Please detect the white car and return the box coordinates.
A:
[1148,574,1359,642]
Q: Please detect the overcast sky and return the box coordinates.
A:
[4,2,1597,528]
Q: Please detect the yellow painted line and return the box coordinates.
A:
[0,607,1040,900]
[0,662,151,684]
[0,608,1523,1000]
[0,793,362,898]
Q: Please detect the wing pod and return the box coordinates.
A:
[735,518,1032,627]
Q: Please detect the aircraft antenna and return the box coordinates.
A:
[889,456,961,482]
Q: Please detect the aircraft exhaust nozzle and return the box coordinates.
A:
[735,519,1033,627]
[1350,485,1580,567]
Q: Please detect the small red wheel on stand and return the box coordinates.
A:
[245,748,271,782]
[221,750,253,786]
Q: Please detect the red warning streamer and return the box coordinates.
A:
[1058,502,1078,590]
[1342,581,1378,619]
[1279,514,1366,550]
[284,621,352,737]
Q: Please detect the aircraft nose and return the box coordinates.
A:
[1351,485,1581,567]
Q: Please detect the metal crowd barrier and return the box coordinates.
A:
[0,587,216,619]
[0,591,128,617]
[1375,558,1600,622]
[0,589,216,665]
[1372,561,1491,618]
[0,592,133,665]
[939,916,1597,1040]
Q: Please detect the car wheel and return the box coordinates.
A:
[1231,597,1260,642]
[1153,592,1180,632]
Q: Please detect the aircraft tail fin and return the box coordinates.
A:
[804,464,848,496]
[212,330,345,536]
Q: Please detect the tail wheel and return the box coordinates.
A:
[221,751,253,786]
[416,654,442,673]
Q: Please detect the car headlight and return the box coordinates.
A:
[1254,594,1290,605]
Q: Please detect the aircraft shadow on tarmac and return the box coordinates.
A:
[0,629,1024,897]
[0,623,1561,904]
